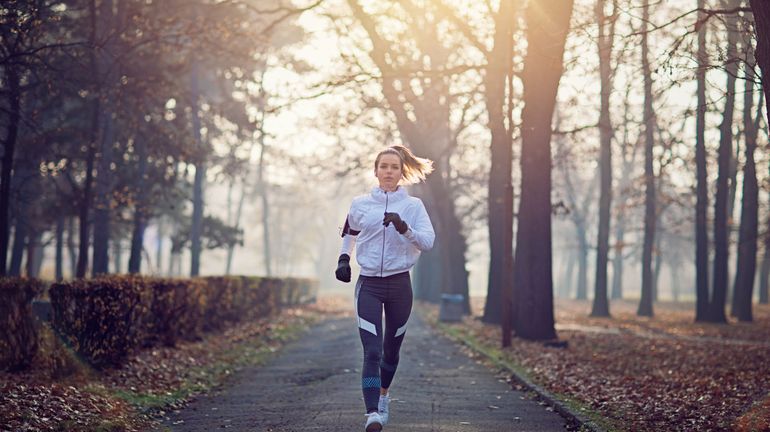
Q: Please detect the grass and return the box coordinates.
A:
[100,319,311,417]
[426,308,625,432]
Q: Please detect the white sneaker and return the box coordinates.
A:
[378,395,391,425]
[364,411,383,431]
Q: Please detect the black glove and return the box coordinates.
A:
[335,254,351,283]
[383,212,408,235]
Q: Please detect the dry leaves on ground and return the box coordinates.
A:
[0,302,326,432]
[425,298,770,432]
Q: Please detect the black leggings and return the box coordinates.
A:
[354,272,413,413]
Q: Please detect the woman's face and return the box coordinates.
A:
[375,153,402,191]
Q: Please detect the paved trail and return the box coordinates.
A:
[161,312,570,431]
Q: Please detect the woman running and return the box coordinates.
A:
[335,145,436,432]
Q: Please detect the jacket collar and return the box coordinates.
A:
[370,185,408,203]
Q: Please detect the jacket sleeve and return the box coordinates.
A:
[340,201,361,255]
[403,199,435,251]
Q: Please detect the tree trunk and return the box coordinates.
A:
[67,217,77,277]
[9,220,25,277]
[190,61,205,277]
[483,0,515,325]
[576,225,588,300]
[25,230,41,278]
[709,1,739,323]
[92,109,115,275]
[128,138,148,274]
[611,215,625,299]
[0,65,21,276]
[637,0,656,317]
[413,244,442,301]
[749,0,770,302]
[731,47,760,321]
[256,130,272,276]
[760,245,770,304]
[695,0,710,321]
[91,0,117,276]
[591,0,616,318]
[155,217,164,275]
[653,232,663,301]
[112,239,122,273]
[55,214,64,281]
[513,0,574,340]
[423,166,471,307]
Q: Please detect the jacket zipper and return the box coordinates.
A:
[381,191,388,277]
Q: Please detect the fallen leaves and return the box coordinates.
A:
[0,299,329,431]
[425,298,770,432]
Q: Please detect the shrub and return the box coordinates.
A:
[49,276,152,369]
[0,278,44,371]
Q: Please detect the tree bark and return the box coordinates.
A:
[76,136,95,278]
[591,0,617,318]
[9,220,25,277]
[91,0,118,276]
[513,0,574,340]
[112,239,122,273]
[709,1,740,323]
[731,46,760,321]
[760,240,770,304]
[637,0,656,317]
[653,230,663,301]
[67,217,77,277]
[749,0,770,302]
[576,225,588,300]
[25,230,41,278]
[190,61,205,277]
[256,124,272,276]
[0,65,21,276]
[483,0,516,326]
[156,217,164,275]
[225,178,247,275]
[55,214,64,281]
[611,215,625,299]
[128,138,148,274]
[695,0,710,321]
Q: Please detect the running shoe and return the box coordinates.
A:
[364,411,383,431]
[378,395,391,425]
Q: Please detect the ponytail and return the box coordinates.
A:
[375,145,434,185]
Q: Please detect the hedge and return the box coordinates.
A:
[46,275,317,369]
[0,278,44,371]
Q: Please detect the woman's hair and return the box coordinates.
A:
[374,145,434,185]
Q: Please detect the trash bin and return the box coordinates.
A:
[439,294,464,322]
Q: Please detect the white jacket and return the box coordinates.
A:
[341,186,435,277]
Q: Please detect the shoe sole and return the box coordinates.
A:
[366,422,382,432]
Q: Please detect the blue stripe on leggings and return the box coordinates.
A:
[362,376,381,388]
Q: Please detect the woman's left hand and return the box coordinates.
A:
[383,212,408,234]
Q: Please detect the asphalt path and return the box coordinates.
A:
[161,311,570,432]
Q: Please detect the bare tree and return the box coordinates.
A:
[592,0,619,317]
[732,32,761,321]
[638,0,657,317]
[695,0,711,321]
[513,0,574,340]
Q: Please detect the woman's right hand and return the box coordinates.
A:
[335,254,352,283]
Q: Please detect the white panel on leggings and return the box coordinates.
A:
[395,323,407,337]
[358,317,377,336]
